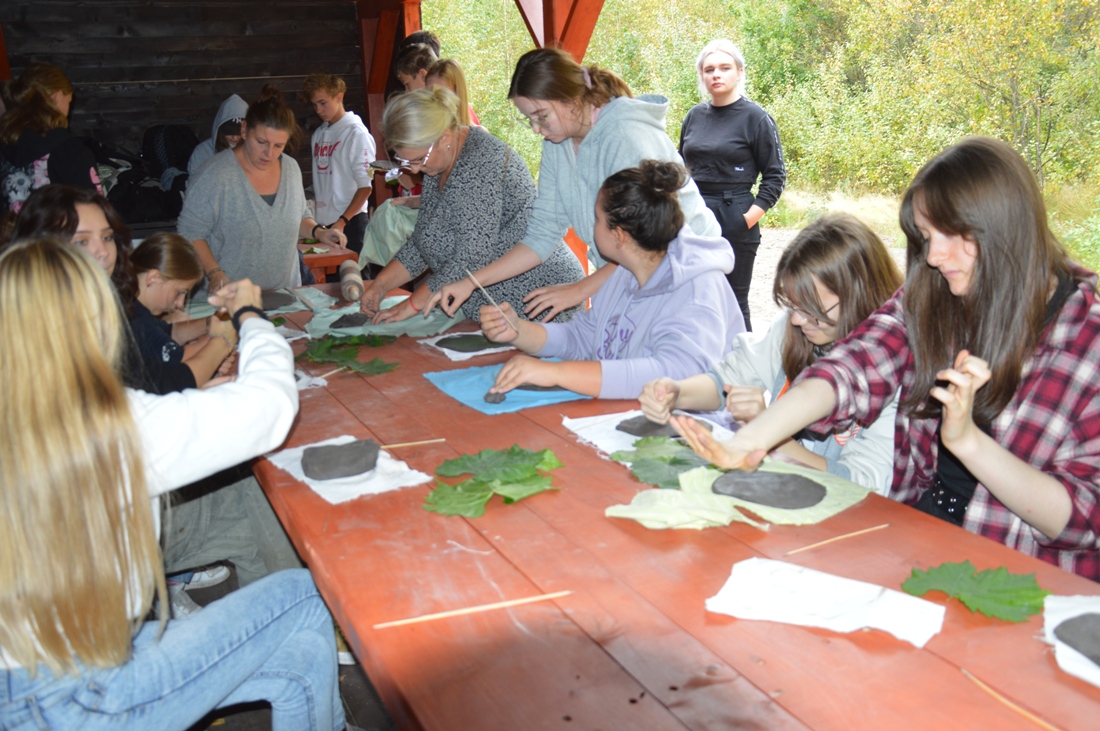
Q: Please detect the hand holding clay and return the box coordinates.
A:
[359,281,383,316]
[371,297,416,325]
[639,377,680,424]
[208,278,263,319]
[492,354,557,394]
[724,385,767,424]
[480,302,520,343]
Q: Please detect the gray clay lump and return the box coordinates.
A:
[483,390,506,404]
[438,333,495,353]
[301,440,380,480]
[711,471,827,509]
[1054,613,1100,668]
[332,312,370,329]
[616,414,679,438]
[262,291,296,311]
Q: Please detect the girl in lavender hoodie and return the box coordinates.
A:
[480,160,743,399]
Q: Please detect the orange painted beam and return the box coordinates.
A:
[513,0,605,61]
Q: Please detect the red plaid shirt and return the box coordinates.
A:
[801,269,1100,580]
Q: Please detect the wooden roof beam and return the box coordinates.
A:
[513,0,605,61]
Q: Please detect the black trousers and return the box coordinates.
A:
[702,189,760,331]
[342,210,370,256]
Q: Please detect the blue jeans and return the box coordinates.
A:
[1,570,344,731]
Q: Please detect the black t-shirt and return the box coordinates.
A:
[129,299,196,393]
[678,97,786,209]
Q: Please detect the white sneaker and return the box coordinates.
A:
[168,582,203,619]
[185,564,231,590]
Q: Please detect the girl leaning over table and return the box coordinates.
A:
[675,136,1100,580]
[427,47,722,322]
[640,213,902,495]
[479,160,742,399]
[0,239,353,731]
[178,84,347,295]
[680,39,786,331]
[358,86,584,324]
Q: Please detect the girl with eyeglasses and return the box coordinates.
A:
[426,47,723,324]
[676,137,1100,580]
[641,213,903,493]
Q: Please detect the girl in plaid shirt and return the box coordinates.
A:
[675,137,1100,579]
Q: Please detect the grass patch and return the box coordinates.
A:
[1048,183,1100,273]
[768,189,904,248]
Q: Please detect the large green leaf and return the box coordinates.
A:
[423,479,494,518]
[437,444,549,483]
[610,436,709,489]
[427,445,563,516]
[491,474,555,504]
[902,560,1049,623]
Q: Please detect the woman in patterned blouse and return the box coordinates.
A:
[675,136,1100,580]
[360,87,584,324]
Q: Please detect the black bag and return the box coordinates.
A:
[107,168,183,223]
[141,124,198,178]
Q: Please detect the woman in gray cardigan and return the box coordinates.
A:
[179,86,346,293]
[361,87,584,324]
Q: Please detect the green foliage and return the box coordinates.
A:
[611,436,710,489]
[425,445,562,516]
[296,335,398,375]
[902,560,1049,622]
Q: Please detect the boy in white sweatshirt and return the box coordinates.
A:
[303,74,376,254]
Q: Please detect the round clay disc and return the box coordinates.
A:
[438,333,495,353]
[1054,613,1100,667]
[332,312,370,329]
[262,291,296,310]
[301,440,380,481]
[483,390,507,404]
[711,470,827,509]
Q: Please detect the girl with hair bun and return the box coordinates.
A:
[429,47,722,323]
[179,84,347,294]
[641,213,903,493]
[481,160,741,399]
[0,63,101,220]
[677,137,1100,580]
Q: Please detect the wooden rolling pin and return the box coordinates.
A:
[339,259,364,302]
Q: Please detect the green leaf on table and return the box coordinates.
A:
[427,445,563,516]
[491,474,555,504]
[344,357,399,376]
[271,316,286,327]
[610,436,710,489]
[902,560,1049,622]
[424,479,494,518]
[296,335,398,375]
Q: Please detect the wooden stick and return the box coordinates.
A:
[315,366,346,380]
[783,523,890,557]
[465,269,521,332]
[380,438,446,450]
[961,668,1065,731]
[373,590,572,630]
[289,287,316,310]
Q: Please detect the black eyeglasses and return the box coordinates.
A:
[789,300,840,325]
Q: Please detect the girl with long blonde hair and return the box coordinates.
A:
[0,239,348,730]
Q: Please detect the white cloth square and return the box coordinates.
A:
[706,557,945,648]
[1043,595,1100,688]
[267,435,432,504]
[562,409,735,460]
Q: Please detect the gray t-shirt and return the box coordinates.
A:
[178,149,308,291]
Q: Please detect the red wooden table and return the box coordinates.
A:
[254,288,1100,731]
[298,242,357,284]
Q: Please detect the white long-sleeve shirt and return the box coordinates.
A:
[311,111,376,225]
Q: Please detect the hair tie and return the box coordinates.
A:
[581,67,592,89]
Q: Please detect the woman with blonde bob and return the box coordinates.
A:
[0,240,349,730]
[427,47,721,322]
[676,137,1100,580]
[360,86,583,323]
[641,213,902,493]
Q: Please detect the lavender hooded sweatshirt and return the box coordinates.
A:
[537,225,744,399]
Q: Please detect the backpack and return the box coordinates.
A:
[141,124,198,178]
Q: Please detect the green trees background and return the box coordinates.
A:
[423,0,1100,262]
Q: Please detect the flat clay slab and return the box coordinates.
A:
[437,333,495,353]
[301,440,380,481]
[615,414,714,438]
[1054,613,1100,667]
[332,312,370,329]
[515,383,566,392]
[262,291,296,310]
[711,470,827,509]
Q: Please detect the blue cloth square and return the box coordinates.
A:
[423,363,590,415]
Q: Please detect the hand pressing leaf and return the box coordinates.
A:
[902,560,1049,622]
[611,436,709,489]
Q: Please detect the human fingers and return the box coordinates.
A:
[671,415,739,468]
[492,356,532,392]
[725,386,766,422]
[423,289,443,314]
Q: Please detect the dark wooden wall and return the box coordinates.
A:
[0,0,367,190]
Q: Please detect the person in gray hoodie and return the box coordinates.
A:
[186,93,248,180]
[480,160,742,400]
[428,48,722,323]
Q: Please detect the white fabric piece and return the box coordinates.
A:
[1043,595,1100,688]
[294,368,328,391]
[419,329,515,362]
[706,557,945,648]
[562,409,735,461]
[267,435,432,505]
[276,326,310,343]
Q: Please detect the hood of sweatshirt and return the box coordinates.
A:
[585,94,670,147]
[630,225,734,298]
[211,94,248,140]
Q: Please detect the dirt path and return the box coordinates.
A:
[747,229,907,330]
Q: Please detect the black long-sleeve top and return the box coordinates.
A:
[679,97,786,211]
